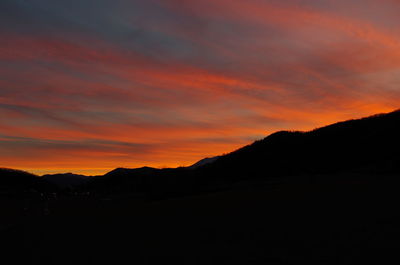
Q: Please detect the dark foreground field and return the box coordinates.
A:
[2,174,400,265]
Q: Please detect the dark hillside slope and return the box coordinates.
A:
[42,173,91,189]
[2,110,400,265]
[89,166,194,195]
[0,168,38,192]
[200,110,400,182]
[89,109,400,194]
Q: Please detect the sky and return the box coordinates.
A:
[1,0,400,175]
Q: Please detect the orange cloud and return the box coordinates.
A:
[1,1,400,175]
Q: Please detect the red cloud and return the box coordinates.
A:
[1,1,400,174]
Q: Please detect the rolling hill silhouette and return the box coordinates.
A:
[42,173,91,189]
[0,168,38,193]
[201,109,400,178]
[87,109,400,196]
[1,109,399,196]
[1,109,400,265]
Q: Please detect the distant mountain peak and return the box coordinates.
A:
[3,109,400,194]
[42,173,90,188]
[104,166,159,177]
[189,156,221,169]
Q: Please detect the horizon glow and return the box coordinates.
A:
[1,0,400,175]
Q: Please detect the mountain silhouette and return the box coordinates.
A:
[104,166,159,177]
[189,156,221,169]
[0,168,38,193]
[2,109,400,265]
[42,173,91,189]
[85,109,400,195]
[199,109,400,181]
[2,109,399,196]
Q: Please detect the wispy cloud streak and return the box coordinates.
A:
[1,0,399,174]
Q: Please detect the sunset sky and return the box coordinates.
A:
[1,0,400,175]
